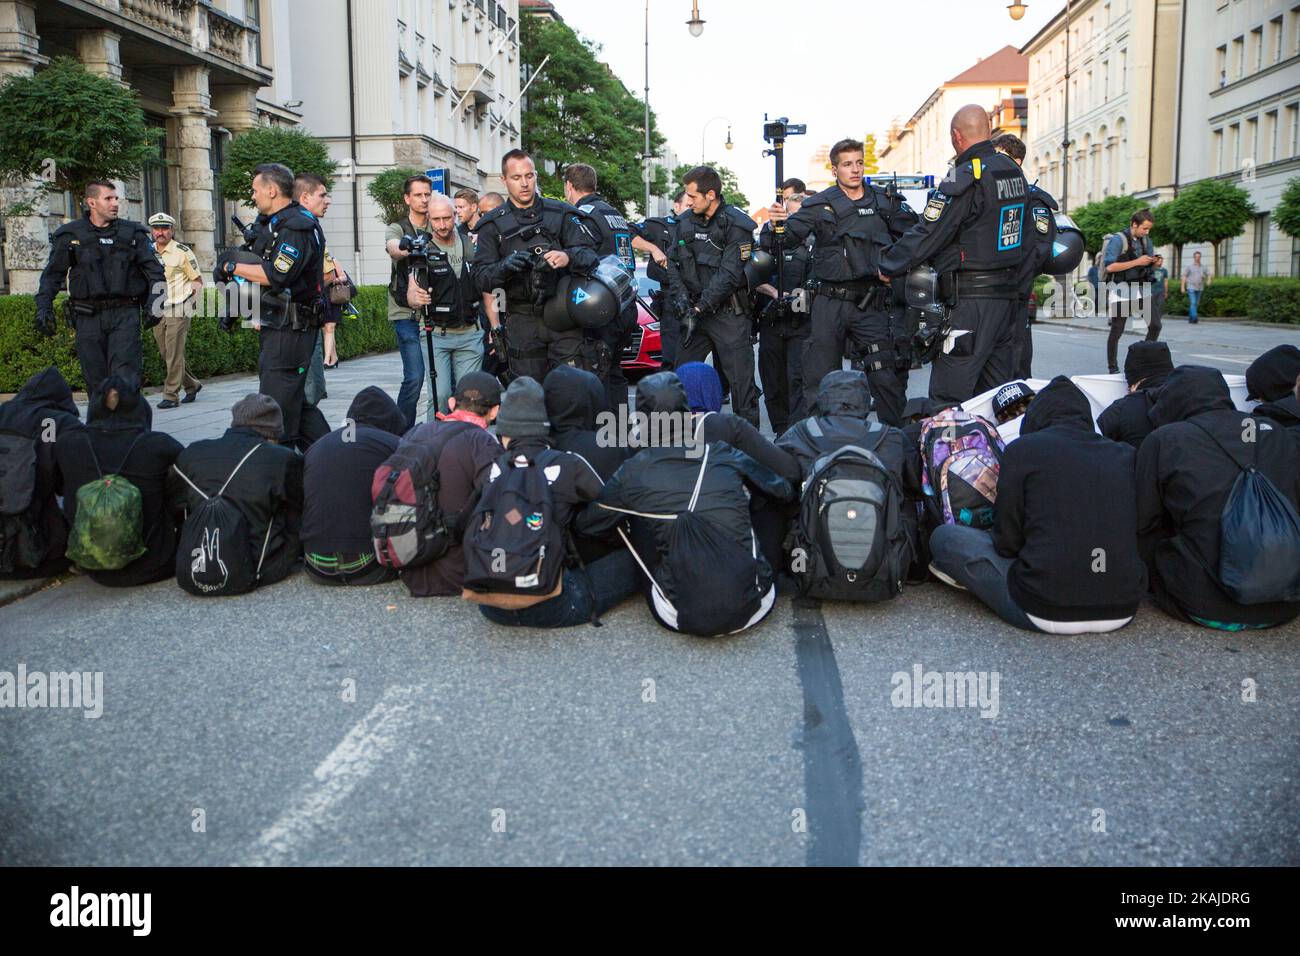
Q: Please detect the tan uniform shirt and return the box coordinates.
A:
[155,240,201,311]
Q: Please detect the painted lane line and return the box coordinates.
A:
[242,684,434,866]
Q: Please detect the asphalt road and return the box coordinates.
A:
[1,316,1297,866]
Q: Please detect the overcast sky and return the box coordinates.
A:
[546,0,1060,207]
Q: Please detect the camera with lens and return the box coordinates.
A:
[398,231,433,265]
[762,116,807,142]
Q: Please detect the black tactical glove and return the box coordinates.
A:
[218,311,237,333]
[142,299,163,330]
[213,249,240,284]
[682,306,700,342]
[501,250,533,275]
[489,325,508,362]
[35,308,56,338]
[671,293,692,319]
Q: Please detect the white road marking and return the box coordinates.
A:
[1033,329,1070,336]
[242,684,434,866]
[1189,353,1251,365]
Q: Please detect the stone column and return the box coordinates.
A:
[75,28,123,83]
[0,0,49,294]
[171,64,217,271]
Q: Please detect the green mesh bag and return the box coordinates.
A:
[66,434,146,572]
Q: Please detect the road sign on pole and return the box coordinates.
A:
[426,168,450,195]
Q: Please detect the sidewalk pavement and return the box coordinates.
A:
[1036,311,1296,357]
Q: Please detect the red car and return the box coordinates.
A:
[621,267,664,379]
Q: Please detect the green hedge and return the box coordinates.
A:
[0,285,397,393]
[1161,276,1300,324]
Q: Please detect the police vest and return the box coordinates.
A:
[576,194,634,273]
[1106,228,1154,284]
[251,203,327,328]
[488,197,575,306]
[424,232,478,326]
[804,186,895,283]
[641,214,676,285]
[675,205,755,300]
[57,217,151,302]
[936,149,1032,274]
[762,222,812,289]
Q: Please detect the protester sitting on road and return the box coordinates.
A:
[588,372,795,636]
[302,386,406,586]
[398,371,502,597]
[1247,345,1300,450]
[0,367,83,579]
[55,377,184,586]
[1137,365,1300,630]
[464,376,638,628]
[777,369,922,578]
[173,394,304,590]
[930,376,1146,633]
[543,365,623,480]
[1097,341,1175,449]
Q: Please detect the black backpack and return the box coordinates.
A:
[172,445,270,596]
[0,431,46,573]
[462,451,566,599]
[790,423,910,602]
[1192,421,1300,605]
[621,444,772,636]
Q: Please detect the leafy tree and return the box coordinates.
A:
[673,162,749,210]
[1168,179,1256,273]
[217,126,337,207]
[1068,194,1148,255]
[366,167,428,225]
[1275,176,1300,239]
[0,57,160,202]
[862,133,880,175]
[521,14,666,214]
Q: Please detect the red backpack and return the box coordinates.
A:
[370,437,453,569]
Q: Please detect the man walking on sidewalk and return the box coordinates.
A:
[1181,251,1211,324]
[148,212,202,409]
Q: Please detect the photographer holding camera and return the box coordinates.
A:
[385,174,437,428]
[397,193,482,422]
[471,150,599,383]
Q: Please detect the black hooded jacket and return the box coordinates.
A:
[777,371,909,485]
[587,374,795,585]
[993,376,1146,622]
[174,427,304,588]
[1136,365,1300,626]
[1097,369,1170,450]
[1252,394,1300,452]
[302,386,406,556]
[54,379,185,586]
[543,365,629,481]
[0,368,83,576]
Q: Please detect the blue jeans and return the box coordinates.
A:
[304,329,325,407]
[1187,288,1201,320]
[929,525,1038,631]
[427,325,485,421]
[393,316,425,429]
[479,550,639,628]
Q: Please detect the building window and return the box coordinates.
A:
[1215,44,1228,86]
[1213,128,1224,173]
[1228,122,1240,170]
[247,0,265,67]
[1287,103,1300,157]
[1218,237,1233,276]
[143,116,168,219]
[1265,110,1279,162]
[1246,116,1258,166]
[1270,16,1284,62]
[1252,214,1270,276]
[1250,26,1263,73]
[1292,236,1300,277]
[1232,35,1244,78]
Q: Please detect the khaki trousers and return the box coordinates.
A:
[152,311,200,400]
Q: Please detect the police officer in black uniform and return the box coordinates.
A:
[768,138,919,426]
[213,162,329,448]
[667,165,761,428]
[754,191,814,435]
[879,105,1032,404]
[632,189,688,369]
[564,163,636,409]
[993,133,1058,379]
[472,149,599,382]
[34,179,165,397]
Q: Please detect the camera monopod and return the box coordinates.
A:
[761,115,805,298]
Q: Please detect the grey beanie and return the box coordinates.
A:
[230,393,284,441]
[495,376,551,439]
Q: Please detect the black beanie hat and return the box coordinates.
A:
[1124,341,1174,387]
[495,376,550,439]
[1245,344,1300,401]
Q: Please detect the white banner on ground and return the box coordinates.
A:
[960,373,1258,445]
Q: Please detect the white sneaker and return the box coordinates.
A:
[928,563,967,591]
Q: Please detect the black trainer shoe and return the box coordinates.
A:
[157,398,180,409]
[182,383,202,404]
